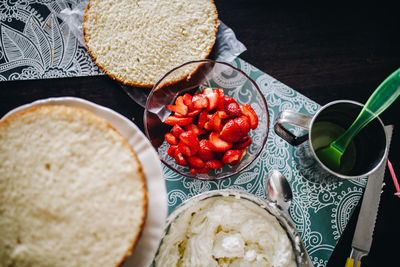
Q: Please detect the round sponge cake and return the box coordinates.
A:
[83,0,219,87]
[0,105,147,267]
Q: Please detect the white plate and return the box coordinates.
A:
[2,97,167,267]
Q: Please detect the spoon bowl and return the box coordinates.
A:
[265,170,293,214]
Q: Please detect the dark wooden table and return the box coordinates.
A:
[1,1,399,266]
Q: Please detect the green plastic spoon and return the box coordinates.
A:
[316,68,400,172]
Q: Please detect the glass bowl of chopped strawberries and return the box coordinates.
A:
[144,60,269,180]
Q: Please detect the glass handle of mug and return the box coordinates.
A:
[274,110,312,146]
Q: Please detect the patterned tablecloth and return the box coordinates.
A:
[0,0,102,80]
[162,58,367,267]
[0,1,368,266]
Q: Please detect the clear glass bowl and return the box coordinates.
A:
[144,60,269,180]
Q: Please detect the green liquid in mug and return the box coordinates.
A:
[312,121,357,174]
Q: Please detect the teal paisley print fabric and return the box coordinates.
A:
[163,58,367,267]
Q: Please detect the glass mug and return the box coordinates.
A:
[275,100,388,182]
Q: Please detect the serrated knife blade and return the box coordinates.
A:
[345,125,393,267]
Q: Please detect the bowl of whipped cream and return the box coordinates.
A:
[153,190,311,267]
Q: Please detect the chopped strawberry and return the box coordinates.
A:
[175,95,185,105]
[222,149,244,165]
[202,88,211,94]
[178,141,196,157]
[205,159,224,169]
[215,88,224,96]
[179,131,200,155]
[192,94,209,109]
[229,149,247,166]
[233,136,252,149]
[225,102,242,118]
[234,116,251,135]
[209,132,233,152]
[179,131,199,144]
[203,88,219,111]
[208,112,222,132]
[163,89,257,173]
[208,93,219,111]
[203,121,211,131]
[174,149,188,166]
[172,124,185,138]
[173,112,184,118]
[169,96,188,115]
[197,139,215,160]
[187,156,205,169]
[183,93,193,109]
[187,109,201,117]
[215,88,225,111]
[218,111,228,119]
[241,104,259,130]
[165,132,178,145]
[190,166,211,174]
[185,124,207,135]
[220,119,242,143]
[167,145,178,157]
[167,104,188,116]
[207,111,228,132]
[198,110,209,129]
[224,96,239,107]
[164,116,193,126]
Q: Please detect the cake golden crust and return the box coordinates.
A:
[82,0,219,88]
[0,105,147,267]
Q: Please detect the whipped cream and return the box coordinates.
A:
[155,196,297,267]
